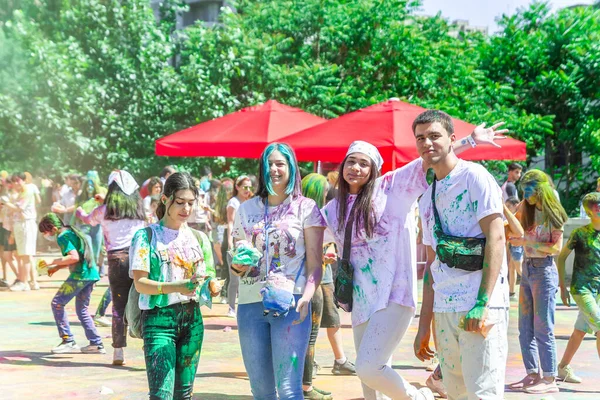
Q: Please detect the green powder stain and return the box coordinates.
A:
[291,354,298,369]
[360,258,378,284]
[450,190,468,210]
[472,200,478,213]
[354,285,367,301]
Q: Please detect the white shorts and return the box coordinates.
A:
[13,219,37,256]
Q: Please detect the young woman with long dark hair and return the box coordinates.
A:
[76,170,146,365]
[129,172,216,399]
[230,143,326,399]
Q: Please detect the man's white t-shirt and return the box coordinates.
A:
[419,160,509,313]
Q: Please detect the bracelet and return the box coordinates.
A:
[157,284,163,295]
[466,135,477,148]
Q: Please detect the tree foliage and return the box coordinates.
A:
[0,0,599,213]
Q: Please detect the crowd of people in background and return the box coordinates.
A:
[1,110,600,400]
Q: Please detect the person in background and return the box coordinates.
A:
[143,176,163,215]
[213,178,234,300]
[501,163,522,202]
[325,171,339,203]
[579,177,600,218]
[147,195,160,225]
[556,192,600,383]
[199,166,213,193]
[301,173,356,400]
[505,197,524,298]
[0,177,18,287]
[509,169,568,395]
[188,178,210,233]
[52,173,81,225]
[4,172,40,291]
[224,175,253,317]
[39,213,105,354]
[76,170,146,366]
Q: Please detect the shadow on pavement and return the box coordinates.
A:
[193,394,253,400]
[0,351,145,371]
[196,371,248,381]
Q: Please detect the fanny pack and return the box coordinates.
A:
[431,179,486,272]
[260,198,303,318]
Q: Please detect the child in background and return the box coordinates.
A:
[38,213,105,354]
[505,197,524,298]
[557,192,600,383]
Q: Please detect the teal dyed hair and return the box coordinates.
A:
[301,173,328,208]
[257,143,301,198]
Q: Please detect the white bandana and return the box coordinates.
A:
[345,141,383,171]
[108,170,139,195]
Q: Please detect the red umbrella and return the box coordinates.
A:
[155,100,327,158]
[281,98,526,172]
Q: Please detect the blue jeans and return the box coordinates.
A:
[51,278,102,345]
[237,295,311,400]
[518,257,558,377]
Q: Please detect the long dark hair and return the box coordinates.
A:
[336,155,380,238]
[156,172,199,220]
[104,182,145,221]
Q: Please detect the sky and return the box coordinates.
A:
[417,0,596,33]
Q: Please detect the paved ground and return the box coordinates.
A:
[1,254,599,400]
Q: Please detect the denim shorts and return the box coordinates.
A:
[508,244,524,262]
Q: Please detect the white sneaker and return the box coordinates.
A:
[93,315,111,327]
[29,281,40,290]
[113,348,125,366]
[80,344,106,354]
[220,298,228,304]
[51,340,81,354]
[558,364,582,383]
[426,374,448,398]
[9,281,30,292]
[227,308,236,318]
[417,387,435,400]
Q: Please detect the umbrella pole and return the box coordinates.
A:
[317,160,322,175]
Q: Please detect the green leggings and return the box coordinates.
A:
[142,302,204,400]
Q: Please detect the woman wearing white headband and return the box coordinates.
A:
[76,170,146,366]
[322,125,505,400]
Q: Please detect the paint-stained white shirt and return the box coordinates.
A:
[419,160,509,312]
[322,158,429,327]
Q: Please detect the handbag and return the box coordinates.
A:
[333,203,356,312]
[431,179,486,272]
[260,198,304,317]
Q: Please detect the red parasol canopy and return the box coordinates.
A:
[155,100,327,158]
[281,98,526,172]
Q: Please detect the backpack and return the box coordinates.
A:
[125,226,213,339]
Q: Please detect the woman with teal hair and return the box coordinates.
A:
[509,169,568,395]
[230,143,327,399]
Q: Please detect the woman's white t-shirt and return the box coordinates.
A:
[232,195,326,304]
